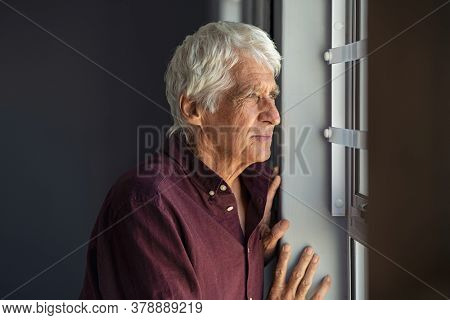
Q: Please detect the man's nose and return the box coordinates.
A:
[259,98,281,126]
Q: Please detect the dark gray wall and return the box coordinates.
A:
[0,0,209,299]
[368,0,450,299]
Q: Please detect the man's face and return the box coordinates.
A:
[200,55,280,166]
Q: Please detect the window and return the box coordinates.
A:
[325,0,369,300]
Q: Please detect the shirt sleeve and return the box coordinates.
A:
[93,188,201,299]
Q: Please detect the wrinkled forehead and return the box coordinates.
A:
[232,57,277,89]
[233,53,275,77]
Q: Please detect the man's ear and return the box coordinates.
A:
[179,94,202,126]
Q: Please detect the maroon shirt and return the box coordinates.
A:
[79,132,274,299]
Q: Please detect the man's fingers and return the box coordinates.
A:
[262,174,281,225]
[262,220,290,262]
[268,175,281,200]
[260,223,273,249]
[311,275,332,300]
[295,253,320,299]
[264,175,281,212]
[260,223,271,239]
[262,166,280,226]
[269,219,289,248]
[272,166,279,178]
[267,244,331,300]
[266,175,281,207]
[263,219,289,250]
[285,246,314,297]
[269,243,291,298]
[272,219,290,237]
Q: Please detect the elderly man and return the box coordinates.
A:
[80,21,331,300]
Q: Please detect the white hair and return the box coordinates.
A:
[164,21,281,144]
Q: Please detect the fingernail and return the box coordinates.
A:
[312,254,319,263]
[306,247,313,255]
[283,244,291,252]
[325,275,331,282]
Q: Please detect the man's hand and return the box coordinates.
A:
[260,167,290,264]
[267,244,332,300]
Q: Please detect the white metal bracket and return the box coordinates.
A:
[324,39,368,64]
[323,127,368,150]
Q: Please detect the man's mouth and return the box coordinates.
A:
[251,135,272,141]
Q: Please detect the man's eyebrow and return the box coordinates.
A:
[235,83,279,96]
[271,84,280,95]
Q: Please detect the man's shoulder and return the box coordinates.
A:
[112,153,184,203]
[100,153,186,219]
[91,155,187,241]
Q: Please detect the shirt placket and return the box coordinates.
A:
[207,182,245,245]
[246,232,254,300]
[204,179,266,300]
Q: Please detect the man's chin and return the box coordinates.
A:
[241,145,272,164]
[253,150,271,163]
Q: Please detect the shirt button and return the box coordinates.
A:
[226,206,234,212]
[247,247,250,254]
[208,190,215,196]
[249,297,253,300]
[220,184,227,191]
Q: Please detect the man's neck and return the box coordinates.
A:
[194,140,248,187]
